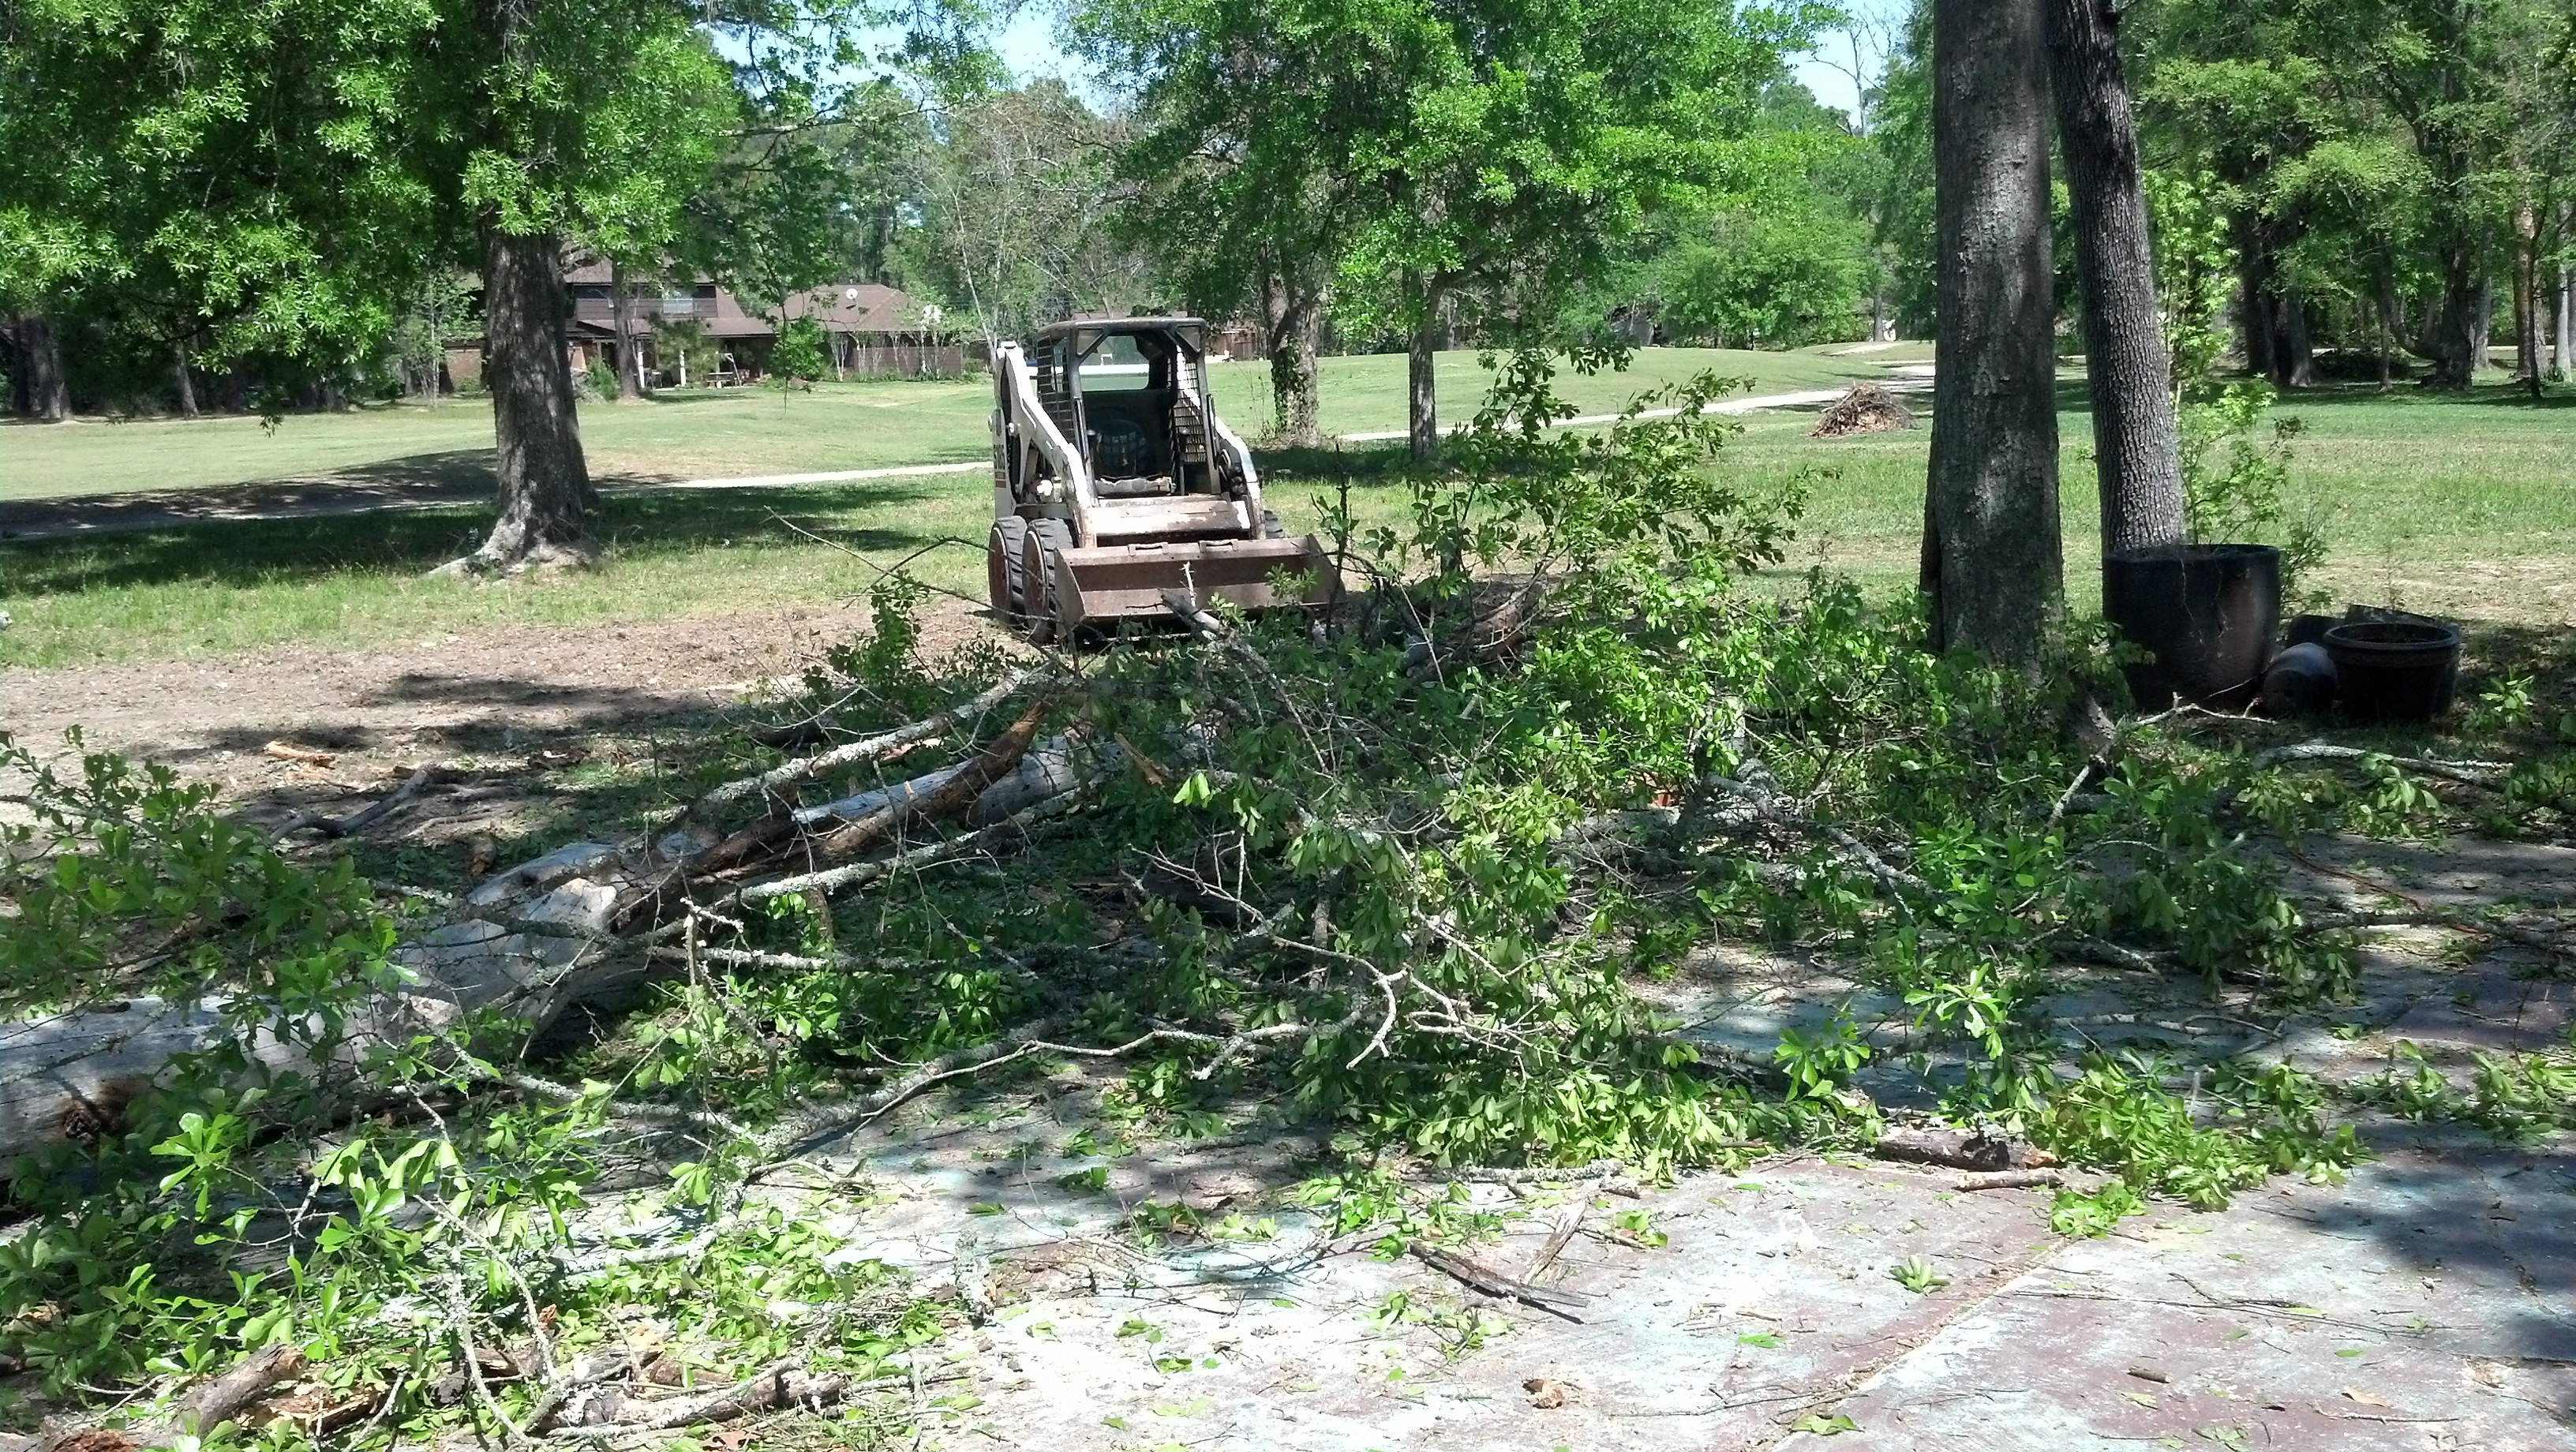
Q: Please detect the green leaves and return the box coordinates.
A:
[1774,1014,1873,1102]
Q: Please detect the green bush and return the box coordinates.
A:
[773,316,829,382]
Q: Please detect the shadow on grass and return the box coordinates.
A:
[0,449,500,536]
[2231,380,2576,412]
[0,482,945,598]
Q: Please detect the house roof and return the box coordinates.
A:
[560,256,927,338]
[780,284,920,336]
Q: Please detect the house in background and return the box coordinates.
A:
[560,262,964,385]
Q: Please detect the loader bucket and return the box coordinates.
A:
[1054,535,1340,632]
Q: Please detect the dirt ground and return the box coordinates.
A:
[0,599,1010,835]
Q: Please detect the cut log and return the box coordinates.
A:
[1874,1126,2058,1172]
[0,844,645,1169]
[38,1345,305,1451]
[1,683,1094,1169]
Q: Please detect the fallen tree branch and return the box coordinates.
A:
[1953,1169,2065,1192]
[1526,1205,1586,1281]
[695,672,1047,814]
[1702,768,1932,903]
[37,1345,308,1451]
[736,784,1088,905]
[269,766,436,841]
[811,698,1050,861]
[2306,906,2574,956]
[756,1013,1075,1155]
[541,1355,914,1439]
[497,1072,751,1143]
[2248,739,2510,786]
[1407,1242,1589,1322]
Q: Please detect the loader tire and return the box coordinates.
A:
[1021,518,1074,645]
[987,517,1029,629]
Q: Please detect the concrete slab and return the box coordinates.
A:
[665,873,2576,1451]
[774,1117,2573,1450]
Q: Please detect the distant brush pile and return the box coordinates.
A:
[1810,384,1915,439]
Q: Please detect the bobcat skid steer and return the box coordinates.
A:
[987,317,1338,643]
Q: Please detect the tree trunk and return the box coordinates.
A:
[2556,260,2572,381]
[612,262,644,399]
[2273,291,2314,388]
[459,227,597,571]
[1262,275,1322,447]
[0,848,655,1169]
[1921,0,2063,669]
[172,337,198,418]
[2465,272,2493,380]
[2376,281,2394,391]
[2237,234,2274,380]
[1408,282,1443,463]
[18,315,72,421]
[2042,0,2182,559]
[2514,201,2540,397]
[2421,252,2481,389]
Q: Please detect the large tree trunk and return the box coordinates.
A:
[1920,0,2063,670]
[1262,275,1322,447]
[18,315,72,421]
[2237,233,2275,380]
[458,228,597,571]
[2042,0,2182,559]
[0,845,652,1169]
[172,337,198,418]
[1408,280,1443,463]
[612,261,645,399]
[2417,249,2481,390]
[2273,291,2314,388]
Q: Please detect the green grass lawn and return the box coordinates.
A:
[1725,383,2576,619]
[0,342,1930,503]
[4,345,2569,669]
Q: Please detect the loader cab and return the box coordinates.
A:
[1025,319,1230,500]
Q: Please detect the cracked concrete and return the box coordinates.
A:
[702,829,2576,1451]
[777,1113,2570,1450]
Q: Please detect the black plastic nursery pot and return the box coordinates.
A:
[2323,619,2462,723]
[2102,544,2282,710]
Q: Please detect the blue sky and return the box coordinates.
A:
[987,0,1912,122]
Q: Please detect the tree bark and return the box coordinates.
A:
[2466,271,2492,380]
[172,337,198,418]
[459,227,597,571]
[1920,0,2063,670]
[1262,274,1321,447]
[2544,257,2565,380]
[2513,201,2540,397]
[612,261,644,399]
[1408,279,1443,463]
[2273,290,2314,388]
[2042,0,2183,558]
[0,851,653,1169]
[2237,234,2274,380]
[18,315,72,421]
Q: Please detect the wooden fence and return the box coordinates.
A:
[838,342,969,380]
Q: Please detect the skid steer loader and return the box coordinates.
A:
[987,317,1339,642]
